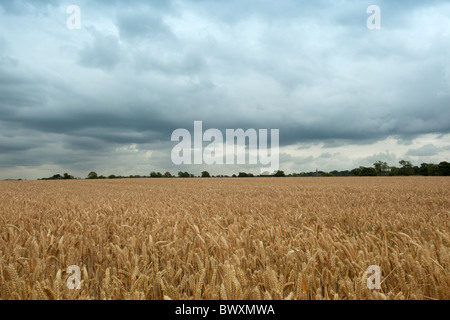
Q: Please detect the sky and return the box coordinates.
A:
[0,0,449,179]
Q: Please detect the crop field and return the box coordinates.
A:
[0,177,448,300]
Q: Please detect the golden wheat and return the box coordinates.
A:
[0,177,448,300]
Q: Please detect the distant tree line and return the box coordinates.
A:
[39,173,76,180]
[288,161,450,177]
[37,160,449,180]
[348,160,450,177]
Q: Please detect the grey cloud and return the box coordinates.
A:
[179,0,447,27]
[78,29,124,70]
[0,0,59,15]
[1,0,450,178]
[319,153,333,159]
[117,9,175,42]
[406,144,442,157]
[133,50,206,76]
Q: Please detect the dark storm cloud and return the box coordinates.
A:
[0,0,449,178]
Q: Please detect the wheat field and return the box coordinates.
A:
[0,177,448,300]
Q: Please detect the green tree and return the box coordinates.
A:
[359,167,377,176]
[428,164,441,176]
[201,171,211,178]
[322,172,334,177]
[398,160,414,176]
[63,173,74,179]
[373,161,389,175]
[87,171,98,179]
[439,161,450,176]
[178,171,191,178]
[418,163,429,176]
[164,172,173,178]
[274,170,286,177]
[150,172,163,178]
[389,166,399,176]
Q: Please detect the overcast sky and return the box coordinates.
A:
[1,0,449,179]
